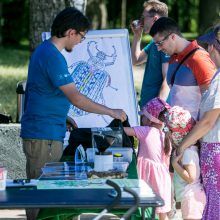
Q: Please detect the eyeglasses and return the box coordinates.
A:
[155,33,172,47]
[78,32,86,42]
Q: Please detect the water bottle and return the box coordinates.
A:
[75,145,87,180]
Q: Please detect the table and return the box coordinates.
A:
[0,180,163,220]
[0,154,163,220]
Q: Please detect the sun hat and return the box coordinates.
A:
[165,106,195,145]
[197,25,220,52]
[139,97,171,124]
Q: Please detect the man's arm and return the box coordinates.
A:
[158,62,170,101]
[131,25,147,65]
[178,108,220,154]
[172,157,197,184]
[60,83,127,121]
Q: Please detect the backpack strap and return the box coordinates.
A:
[170,47,201,86]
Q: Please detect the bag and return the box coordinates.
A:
[170,47,201,86]
[63,117,134,157]
[0,113,12,124]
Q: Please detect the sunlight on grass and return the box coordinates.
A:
[0,46,28,122]
[0,66,28,76]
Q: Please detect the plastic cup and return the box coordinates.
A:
[0,167,7,191]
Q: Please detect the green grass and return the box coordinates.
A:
[0,46,29,122]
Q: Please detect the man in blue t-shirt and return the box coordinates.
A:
[131,0,170,113]
[21,7,127,181]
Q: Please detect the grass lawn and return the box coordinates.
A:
[0,46,29,122]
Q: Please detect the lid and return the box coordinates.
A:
[114,153,123,157]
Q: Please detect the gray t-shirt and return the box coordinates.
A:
[174,146,202,202]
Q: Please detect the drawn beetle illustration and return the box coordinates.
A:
[68,40,118,117]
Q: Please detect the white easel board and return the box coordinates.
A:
[42,29,138,127]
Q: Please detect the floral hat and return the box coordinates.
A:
[164,106,195,145]
[139,97,171,124]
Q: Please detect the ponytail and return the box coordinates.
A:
[164,131,172,156]
[158,109,171,156]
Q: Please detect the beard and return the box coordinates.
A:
[64,47,73,53]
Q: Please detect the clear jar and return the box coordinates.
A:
[113,153,123,162]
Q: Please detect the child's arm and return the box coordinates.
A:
[123,127,136,137]
[172,152,196,184]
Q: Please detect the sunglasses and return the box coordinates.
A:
[155,33,172,47]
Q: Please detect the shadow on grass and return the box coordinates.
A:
[0,46,30,68]
[0,74,26,122]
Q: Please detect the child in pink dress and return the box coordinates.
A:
[124,97,171,220]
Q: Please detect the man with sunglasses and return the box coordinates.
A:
[150,17,216,120]
[131,0,170,119]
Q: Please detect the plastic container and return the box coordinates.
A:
[113,162,129,172]
[106,147,133,163]
[113,153,124,162]
[86,148,98,163]
[0,167,7,191]
[94,152,113,172]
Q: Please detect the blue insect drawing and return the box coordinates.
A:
[68,40,118,118]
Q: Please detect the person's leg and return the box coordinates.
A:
[168,172,176,219]
[22,139,63,220]
[158,212,169,220]
[23,139,63,178]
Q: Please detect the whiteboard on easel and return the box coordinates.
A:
[42,29,138,128]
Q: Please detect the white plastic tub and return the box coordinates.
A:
[113,162,129,172]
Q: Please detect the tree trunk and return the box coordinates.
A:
[199,0,220,34]
[29,0,87,52]
[71,0,87,14]
[0,2,2,45]
[121,0,126,28]
[99,0,108,29]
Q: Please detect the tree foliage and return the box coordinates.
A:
[1,0,220,48]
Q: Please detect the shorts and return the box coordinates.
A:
[181,188,206,219]
[23,139,63,179]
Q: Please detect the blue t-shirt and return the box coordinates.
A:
[21,40,73,141]
[139,40,170,108]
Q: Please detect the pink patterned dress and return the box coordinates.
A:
[134,126,171,214]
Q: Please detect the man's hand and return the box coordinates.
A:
[171,150,183,166]
[176,146,184,156]
[130,20,143,36]
[110,109,127,122]
[66,116,78,131]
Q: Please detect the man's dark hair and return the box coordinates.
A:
[51,7,90,38]
[149,17,182,37]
